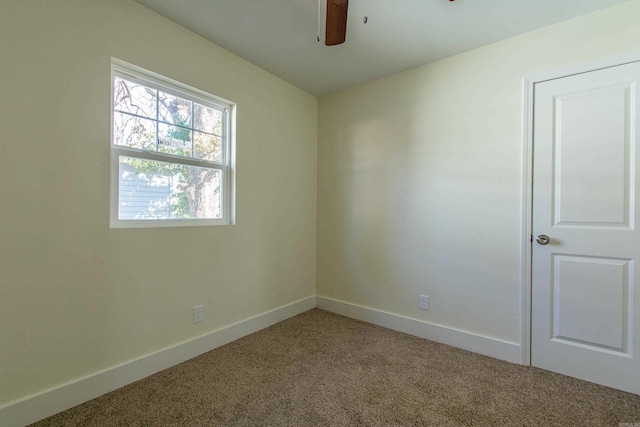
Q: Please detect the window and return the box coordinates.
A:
[110,60,234,227]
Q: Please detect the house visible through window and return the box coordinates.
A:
[110,60,234,227]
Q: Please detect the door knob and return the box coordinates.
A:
[536,235,550,245]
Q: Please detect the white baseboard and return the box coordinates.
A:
[0,296,316,427]
[316,296,522,364]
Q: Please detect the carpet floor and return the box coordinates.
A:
[32,309,640,426]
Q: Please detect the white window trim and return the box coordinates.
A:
[109,58,236,228]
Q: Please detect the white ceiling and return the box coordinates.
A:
[133,0,632,96]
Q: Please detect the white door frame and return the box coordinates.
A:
[520,49,640,365]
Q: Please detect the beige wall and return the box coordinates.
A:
[0,0,317,406]
[317,1,640,344]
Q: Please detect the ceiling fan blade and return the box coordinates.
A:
[325,0,349,46]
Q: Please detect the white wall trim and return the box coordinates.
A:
[520,49,640,366]
[520,73,535,366]
[0,296,316,427]
[316,296,521,364]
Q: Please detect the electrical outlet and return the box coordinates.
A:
[419,295,429,311]
[193,305,204,324]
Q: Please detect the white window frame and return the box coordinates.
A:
[110,59,235,228]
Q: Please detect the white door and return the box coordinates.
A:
[531,60,640,394]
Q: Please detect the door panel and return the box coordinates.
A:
[553,84,632,227]
[552,255,630,353]
[532,61,640,394]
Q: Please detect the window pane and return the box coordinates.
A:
[194,131,222,162]
[113,112,156,150]
[119,156,222,220]
[194,103,222,135]
[113,77,157,119]
[158,91,192,127]
[158,123,192,157]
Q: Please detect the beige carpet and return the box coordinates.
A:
[32,309,640,426]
